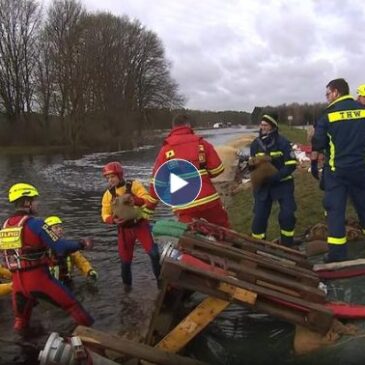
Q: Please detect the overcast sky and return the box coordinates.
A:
[43,0,365,112]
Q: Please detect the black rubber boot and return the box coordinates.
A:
[149,251,161,281]
[121,262,132,292]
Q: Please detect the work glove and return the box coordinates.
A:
[310,160,319,180]
[79,238,94,250]
[87,269,98,280]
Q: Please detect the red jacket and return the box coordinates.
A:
[148,126,224,214]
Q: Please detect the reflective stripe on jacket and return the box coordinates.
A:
[312,95,365,170]
[0,214,82,271]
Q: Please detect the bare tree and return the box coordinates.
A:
[43,0,87,147]
[0,1,185,148]
[0,0,41,122]
[133,28,185,134]
[35,29,53,134]
[80,13,133,139]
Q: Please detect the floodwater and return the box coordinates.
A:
[0,126,252,364]
[1,126,365,365]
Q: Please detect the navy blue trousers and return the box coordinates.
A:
[323,166,365,261]
[251,180,297,246]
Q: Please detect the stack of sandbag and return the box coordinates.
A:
[306,222,362,242]
[214,145,239,183]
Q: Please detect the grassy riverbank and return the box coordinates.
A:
[227,125,356,239]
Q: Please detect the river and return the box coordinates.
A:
[0,126,254,364]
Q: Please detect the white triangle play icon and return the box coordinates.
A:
[170,173,188,194]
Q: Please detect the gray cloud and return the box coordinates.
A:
[45,0,365,111]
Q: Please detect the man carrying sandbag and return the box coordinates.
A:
[249,113,298,247]
[101,162,161,292]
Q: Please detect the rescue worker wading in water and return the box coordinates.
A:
[45,216,98,284]
[147,113,230,228]
[0,183,93,332]
[101,162,161,292]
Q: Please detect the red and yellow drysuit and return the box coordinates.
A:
[101,180,160,287]
[0,214,93,331]
[148,125,230,227]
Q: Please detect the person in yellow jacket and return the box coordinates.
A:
[101,161,161,292]
[0,265,12,296]
[45,216,98,284]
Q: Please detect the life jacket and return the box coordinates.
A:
[0,215,49,271]
[108,179,133,198]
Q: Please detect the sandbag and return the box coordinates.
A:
[214,145,239,183]
[294,320,359,355]
[305,223,328,241]
[249,156,278,190]
[152,219,188,238]
[306,223,362,242]
[112,195,141,221]
[305,240,328,257]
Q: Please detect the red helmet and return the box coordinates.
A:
[102,162,123,179]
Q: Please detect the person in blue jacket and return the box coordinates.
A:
[311,78,365,262]
[250,113,298,247]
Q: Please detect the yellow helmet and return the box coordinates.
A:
[357,84,365,97]
[45,216,63,226]
[8,183,39,203]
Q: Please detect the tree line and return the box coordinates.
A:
[258,102,327,127]
[0,0,184,149]
[0,0,328,152]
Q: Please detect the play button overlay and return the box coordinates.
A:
[153,159,202,207]
[170,173,188,193]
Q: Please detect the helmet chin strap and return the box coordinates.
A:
[21,199,36,215]
[108,178,125,190]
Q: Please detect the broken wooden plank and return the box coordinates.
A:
[180,248,325,302]
[162,259,333,334]
[73,326,208,365]
[189,220,306,258]
[179,235,319,286]
[314,258,365,272]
